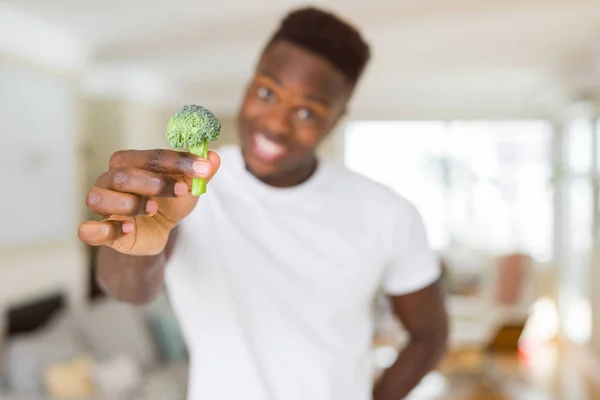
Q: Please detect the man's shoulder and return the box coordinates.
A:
[326,161,414,210]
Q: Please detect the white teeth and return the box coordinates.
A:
[255,133,286,158]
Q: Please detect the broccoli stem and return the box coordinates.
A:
[189,140,208,196]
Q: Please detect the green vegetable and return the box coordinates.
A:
[166,104,221,196]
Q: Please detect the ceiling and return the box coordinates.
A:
[3,0,600,119]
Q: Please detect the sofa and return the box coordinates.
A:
[0,293,189,400]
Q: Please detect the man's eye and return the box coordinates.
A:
[297,108,316,121]
[257,86,275,101]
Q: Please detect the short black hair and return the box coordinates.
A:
[265,7,371,84]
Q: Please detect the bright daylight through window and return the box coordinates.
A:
[344,120,554,262]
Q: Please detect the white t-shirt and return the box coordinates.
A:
[165,145,440,400]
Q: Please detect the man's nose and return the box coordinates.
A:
[264,104,293,139]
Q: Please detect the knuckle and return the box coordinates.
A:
[85,188,103,209]
[94,172,108,187]
[110,167,130,190]
[109,150,125,169]
[122,196,143,215]
[100,223,113,238]
[146,149,167,171]
[147,176,169,195]
[176,152,194,172]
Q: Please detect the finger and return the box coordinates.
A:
[95,167,187,198]
[109,149,219,179]
[86,187,157,217]
[179,150,222,189]
[206,150,221,182]
[78,220,133,246]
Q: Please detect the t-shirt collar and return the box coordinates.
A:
[231,147,331,199]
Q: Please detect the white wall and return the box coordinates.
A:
[0,57,81,250]
[82,98,176,216]
[0,55,88,335]
[591,252,600,357]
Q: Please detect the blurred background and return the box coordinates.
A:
[1,0,600,399]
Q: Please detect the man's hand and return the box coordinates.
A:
[373,279,449,400]
[78,149,220,256]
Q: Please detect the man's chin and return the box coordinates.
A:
[242,150,281,180]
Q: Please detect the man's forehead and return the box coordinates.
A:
[257,41,350,99]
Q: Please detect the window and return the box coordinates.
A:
[558,116,596,343]
[344,120,554,261]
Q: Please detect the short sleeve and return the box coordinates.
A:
[382,203,441,296]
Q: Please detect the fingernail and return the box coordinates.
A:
[146,200,158,215]
[193,161,210,176]
[122,222,134,234]
[174,182,188,196]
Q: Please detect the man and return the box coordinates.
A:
[78,7,448,400]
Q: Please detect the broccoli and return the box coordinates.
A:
[166,104,221,196]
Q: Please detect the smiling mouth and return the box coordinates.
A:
[252,133,288,162]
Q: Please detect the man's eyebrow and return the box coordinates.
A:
[303,93,330,107]
[258,69,282,85]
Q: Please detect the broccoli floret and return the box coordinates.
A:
[166,105,221,196]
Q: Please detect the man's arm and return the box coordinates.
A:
[95,226,180,305]
[373,279,449,400]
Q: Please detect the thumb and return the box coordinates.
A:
[78,217,134,248]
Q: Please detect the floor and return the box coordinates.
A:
[411,340,600,400]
